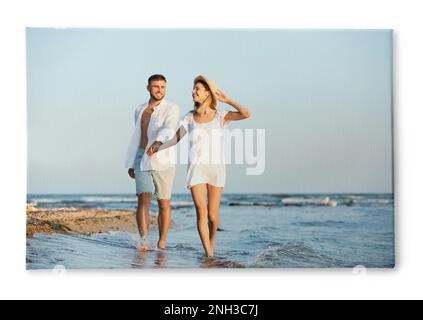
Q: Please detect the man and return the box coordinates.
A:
[125,74,180,251]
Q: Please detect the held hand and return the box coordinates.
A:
[128,168,135,179]
[215,89,230,104]
[147,141,163,156]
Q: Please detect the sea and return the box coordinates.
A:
[26,193,395,269]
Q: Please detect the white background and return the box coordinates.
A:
[0,0,421,300]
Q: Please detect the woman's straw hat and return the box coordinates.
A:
[194,75,219,107]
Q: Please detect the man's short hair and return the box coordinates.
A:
[148,74,167,84]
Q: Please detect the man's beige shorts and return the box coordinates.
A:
[135,166,176,200]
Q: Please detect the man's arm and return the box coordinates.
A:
[127,105,143,177]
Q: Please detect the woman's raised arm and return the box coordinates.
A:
[215,89,252,121]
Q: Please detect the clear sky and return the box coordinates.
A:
[26,28,393,194]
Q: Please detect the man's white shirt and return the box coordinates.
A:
[125,99,180,171]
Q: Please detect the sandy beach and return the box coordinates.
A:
[26,207,159,237]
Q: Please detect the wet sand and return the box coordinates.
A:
[26,208,159,237]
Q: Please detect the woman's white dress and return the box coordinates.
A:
[181,109,230,189]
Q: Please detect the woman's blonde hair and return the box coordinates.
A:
[193,79,217,112]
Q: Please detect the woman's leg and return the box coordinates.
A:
[190,184,213,257]
[206,184,223,254]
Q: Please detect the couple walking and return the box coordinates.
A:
[125,74,251,257]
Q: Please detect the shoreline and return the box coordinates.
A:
[26,208,159,237]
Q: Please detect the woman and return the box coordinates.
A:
[147,75,251,257]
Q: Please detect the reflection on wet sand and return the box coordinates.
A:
[132,250,148,268]
[131,249,169,268]
[200,257,245,269]
[154,250,167,268]
[131,248,247,269]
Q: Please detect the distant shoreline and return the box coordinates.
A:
[27,192,394,196]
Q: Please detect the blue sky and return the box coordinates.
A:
[27,29,393,194]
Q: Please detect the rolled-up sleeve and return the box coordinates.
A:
[156,104,180,143]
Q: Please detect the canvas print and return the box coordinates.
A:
[26,29,394,269]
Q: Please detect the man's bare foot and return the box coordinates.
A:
[139,236,150,252]
[157,240,166,250]
[139,245,149,253]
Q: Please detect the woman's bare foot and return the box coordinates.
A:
[208,240,215,257]
[205,249,214,258]
[157,240,166,250]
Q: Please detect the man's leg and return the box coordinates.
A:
[152,167,176,250]
[135,167,155,251]
[157,199,171,249]
[136,192,152,251]
[136,192,152,237]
